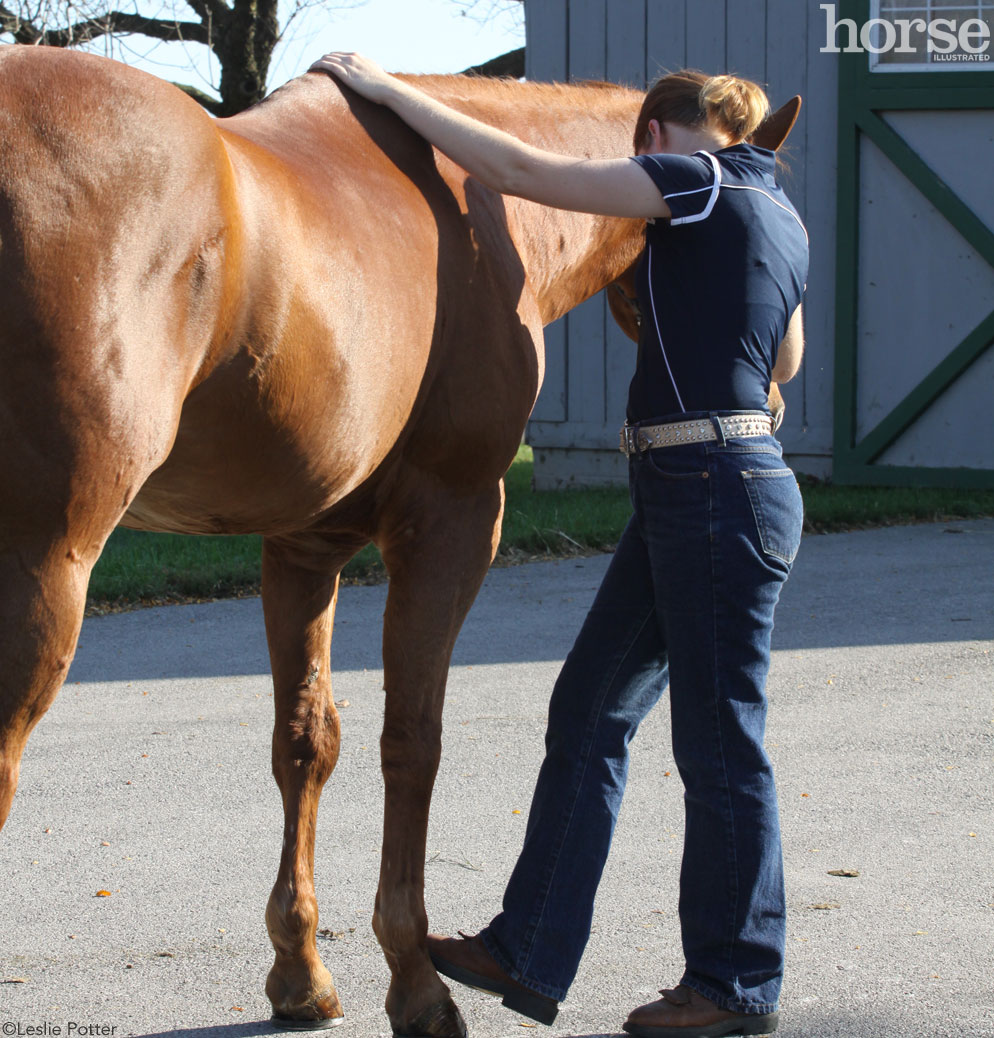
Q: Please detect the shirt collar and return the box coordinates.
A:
[715,142,778,174]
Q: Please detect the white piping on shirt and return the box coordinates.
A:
[668,152,722,226]
[721,184,810,244]
[645,242,686,413]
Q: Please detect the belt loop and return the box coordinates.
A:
[710,415,727,447]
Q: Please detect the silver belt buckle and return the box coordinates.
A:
[620,424,639,455]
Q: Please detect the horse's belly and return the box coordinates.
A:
[120,440,368,536]
[120,358,418,536]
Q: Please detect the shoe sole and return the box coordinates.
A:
[622,1011,778,1038]
[428,948,559,1025]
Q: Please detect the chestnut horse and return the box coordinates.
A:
[0,45,797,1036]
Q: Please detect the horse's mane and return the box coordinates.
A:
[253,70,643,119]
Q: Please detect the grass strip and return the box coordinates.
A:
[86,447,994,612]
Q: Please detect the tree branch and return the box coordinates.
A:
[173,81,224,115]
[0,3,44,43]
[1,8,210,46]
[183,0,230,33]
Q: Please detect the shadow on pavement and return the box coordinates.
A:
[68,521,993,683]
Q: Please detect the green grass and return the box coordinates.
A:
[86,446,994,611]
[798,477,994,532]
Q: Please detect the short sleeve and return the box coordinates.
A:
[630,151,722,225]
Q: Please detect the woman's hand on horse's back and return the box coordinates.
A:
[309,52,395,104]
[306,50,670,222]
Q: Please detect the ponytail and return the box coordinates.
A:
[699,74,770,142]
[634,69,771,152]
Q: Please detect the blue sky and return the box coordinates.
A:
[97,0,525,99]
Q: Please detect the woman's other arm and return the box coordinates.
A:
[771,305,804,383]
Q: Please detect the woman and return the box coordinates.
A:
[309,53,807,1038]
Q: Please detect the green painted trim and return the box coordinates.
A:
[833,0,994,486]
[857,86,994,108]
[849,322,994,465]
[833,97,862,460]
[857,109,994,267]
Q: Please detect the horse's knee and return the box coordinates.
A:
[272,691,341,789]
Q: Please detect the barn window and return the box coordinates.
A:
[868,0,994,70]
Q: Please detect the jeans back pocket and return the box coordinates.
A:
[741,468,804,565]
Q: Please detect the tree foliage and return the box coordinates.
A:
[0,0,525,116]
[0,0,364,115]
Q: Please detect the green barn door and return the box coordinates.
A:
[833,0,994,487]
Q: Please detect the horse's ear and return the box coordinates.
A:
[751,96,801,151]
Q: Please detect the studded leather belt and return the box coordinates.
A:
[619,414,775,456]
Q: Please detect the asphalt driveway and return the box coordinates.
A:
[2,519,992,1038]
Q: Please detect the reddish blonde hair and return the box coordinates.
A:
[633,69,771,153]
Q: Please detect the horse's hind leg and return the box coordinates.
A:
[261,533,366,1027]
[373,482,505,1038]
[0,543,91,829]
[0,439,156,830]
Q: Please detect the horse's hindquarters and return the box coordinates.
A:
[0,48,239,825]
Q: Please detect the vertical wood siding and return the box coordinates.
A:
[525,0,837,479]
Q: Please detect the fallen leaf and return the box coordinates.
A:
[95,890,112,897]
[663,771,671,777]
[336,700,350,708]
[512,809,522,815]
[827,869,859,877]
[156,952,175,958]
[43,828,52,834]
[2,977,29,984]
[101,841,110,847]
[810,902,841,910]
[519,1024,536,1029]
[230,1006,243,1012]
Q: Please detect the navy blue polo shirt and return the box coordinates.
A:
[627,143,809,423]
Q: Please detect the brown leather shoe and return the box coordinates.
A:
[426,931,559,1025]
[623,984,779,1037]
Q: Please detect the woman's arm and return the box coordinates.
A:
[771,304,804,383]
[308,52,670,220]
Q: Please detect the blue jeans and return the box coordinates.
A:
[480,424,803,1016]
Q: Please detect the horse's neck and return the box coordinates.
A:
[410,77,646,325]
[241,75,645,324]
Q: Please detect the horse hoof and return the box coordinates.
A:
[393,998,468,1038]
[271,1014,344,1032]
[271,990,345,1032]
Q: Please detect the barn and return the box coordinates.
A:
[522,0,994,489]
